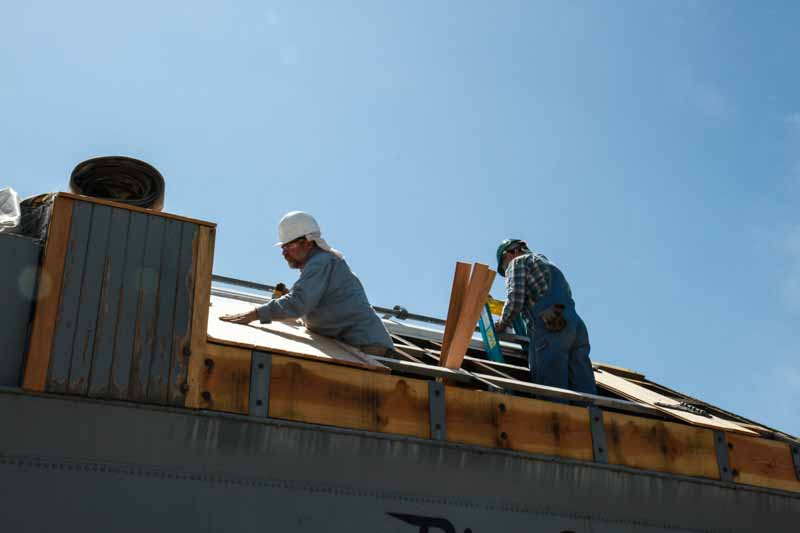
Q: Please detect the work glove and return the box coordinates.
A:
[538,304,566,332]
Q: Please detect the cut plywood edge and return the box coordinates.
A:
[443,264,495,370]
[207,295,388,372]
[594,369,756,435]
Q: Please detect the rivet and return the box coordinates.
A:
[201,391,211,401]
[498,403,506,413]
[500,432,508,440]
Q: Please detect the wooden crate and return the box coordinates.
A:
[23,193,215,406]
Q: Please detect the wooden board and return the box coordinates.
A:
[594,369,756,435]
[269,355,429,438]
[23,196,74,392]
[57,192,216,228]
[191,343,251,414]
[186,226,216,408]
[442,264,496,370]
[440,262,470,362]
[206,296,387,372]
[603,411,719,479]
[727,433,800,493]
[445,386,594,461]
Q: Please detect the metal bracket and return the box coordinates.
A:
[248,351,271,418]
[588,406,608,464]
[714,431,734,482]
[791,445,800,482]
[428,381,446,441]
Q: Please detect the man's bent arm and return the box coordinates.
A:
[496,258,526,332]
[257,259,331,323]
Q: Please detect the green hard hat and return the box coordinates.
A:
[495,239,526,276]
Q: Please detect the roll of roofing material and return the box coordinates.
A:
[69,156,166,211]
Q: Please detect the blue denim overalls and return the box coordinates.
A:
[524,254,597,394]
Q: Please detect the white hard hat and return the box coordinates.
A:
[274,211,343,258]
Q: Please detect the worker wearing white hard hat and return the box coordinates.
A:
[221,211,394,355]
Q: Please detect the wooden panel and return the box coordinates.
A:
[445,386,594,460]
[207,296,387,371]
[47,200,93,393]
[108,211,149,399]
[185,226,215,408]
[603,411,719,479]
[88,207,131,397]
[67,204,113,394]
[167,222,199,405]
[129,216,166,400]
[440,262,470,362]
[269,355,429,438]
[727,434,800,493]
[443,264,495,370]
[147,217,182,403]
[594,369,756,435]
[58,192,216,228]
[23,195,74,392]
[190,343,251,414]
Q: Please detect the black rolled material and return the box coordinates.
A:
[70,156,166,211]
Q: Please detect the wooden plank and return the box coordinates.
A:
[167,222,199,405]
[129,216,166,400]
[146,217,182,403]
[88,207,131,397]
[185,226,216,408]
[443,264,495,370]
[207,296,388,372]
[192,343,251,414]
[47,200,93,393]
[594,369,756,435]
[445,386,594,461]
[269,355,429,438]
[727,433,800,493]
[23,196,74,392]
[440,262,470,365]
[57,192,216,228]
[67,204,113,394]
[108,211,149,399]
[603,411,719,479]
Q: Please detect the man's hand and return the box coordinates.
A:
[220,309,259,324]
[538,304,566,332]
[494,320,508,334]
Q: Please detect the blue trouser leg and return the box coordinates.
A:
[528,311,597,394]
[568,317,597,394]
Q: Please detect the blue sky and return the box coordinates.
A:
[2,1,798,434]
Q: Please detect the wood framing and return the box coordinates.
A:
[442,263,495,370]
[186,226,216,408]
[603,411,719,479]
[23,195,74,391]
[727,433,800,493]
[440,262,470,362]
[269,355,430,438]
[190,342,251,414]
[445,386,594,461]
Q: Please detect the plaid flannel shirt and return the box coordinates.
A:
[498,253,551,330]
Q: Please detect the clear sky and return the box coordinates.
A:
[2,1,798,435]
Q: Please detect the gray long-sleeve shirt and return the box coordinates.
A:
[256,248,394,350]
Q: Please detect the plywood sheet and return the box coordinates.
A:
[269,355,429,438]
[594,369,755,435]
[727,433,800,493]
[604,411,719,479]
[445,386,594,461]
[207,296,387,372]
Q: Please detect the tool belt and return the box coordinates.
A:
[537,304,566,332]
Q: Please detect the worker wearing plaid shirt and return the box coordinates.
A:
[495,239,597,394]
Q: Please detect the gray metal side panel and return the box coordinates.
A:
[68,204,112,394]
[167,222,198,405]
[129,216,165,400]
[0,390,796,532]
[147,218,182,403]
[47,201,92,393]
[109,211,148,399]
[0,235,41,387]
[88,208,131,397]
